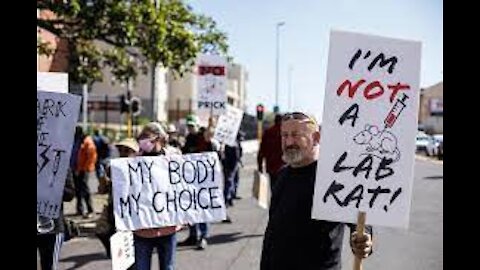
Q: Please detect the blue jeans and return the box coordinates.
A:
[188,223,209,240]
[233,170,240,198]
[224,164,239,204]
[133,233,176,270]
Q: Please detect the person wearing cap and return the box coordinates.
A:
[95,138,139,259]
[166,123,182,149]
[115,138,140,157]
[181,116,201,154]
[133,122,181,270]
[260,112,373,270]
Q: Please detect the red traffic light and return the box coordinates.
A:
[256,104,264,121]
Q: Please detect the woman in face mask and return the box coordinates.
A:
[133,122,180,270]
[137,123,165,155]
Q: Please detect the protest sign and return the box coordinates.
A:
[311,30,421,228]
[213,105,244,146]
[37,91,82,218]
[111,152,227,231]
[110,231,135,270]
[197,54,227,116]
[37,72,69,93]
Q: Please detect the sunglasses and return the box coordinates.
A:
[282,112,318,125]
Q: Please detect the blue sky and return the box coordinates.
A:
[190,0,443,120]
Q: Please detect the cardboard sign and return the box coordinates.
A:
[111,152,227,231]
[37,72,69,93]
[110,231,135,270]
[213,105,244,146]
[197,54,227,116]
[37,91,82,218]
[311,31,421,228]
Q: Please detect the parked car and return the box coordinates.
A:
[416,132,438,156]
[433,134,443,159]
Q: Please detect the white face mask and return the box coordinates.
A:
[138,138,156,153]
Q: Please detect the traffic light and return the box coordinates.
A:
[120,94,129,114]
[256,104,264,121]
[130,97,142,116]
[131,99,139,115]
[273,105,280,113]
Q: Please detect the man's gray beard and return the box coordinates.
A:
[282,149,304,165]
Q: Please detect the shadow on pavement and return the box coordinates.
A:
[59,252,107,270]
[423,175,443,180]
[207,232,264,245]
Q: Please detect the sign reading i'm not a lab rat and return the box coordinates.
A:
[311,30,421,229]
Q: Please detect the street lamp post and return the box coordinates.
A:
[151,0,161,122]
[275,21,285,113]
[288,65,293,111]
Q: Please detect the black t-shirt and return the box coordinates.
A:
[260,161,370,270]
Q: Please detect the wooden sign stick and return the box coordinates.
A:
[353,211,367,270]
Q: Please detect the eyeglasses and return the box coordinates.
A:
[282,112,318,126]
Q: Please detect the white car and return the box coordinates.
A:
[416,132,438,156]
[433,134,443,159]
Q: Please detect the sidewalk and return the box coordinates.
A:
[56,153,268,270]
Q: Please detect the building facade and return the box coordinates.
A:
[37,10,69,72]
[89,59,248,125]
[419,81,443,134]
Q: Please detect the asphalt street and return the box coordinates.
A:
[39,143,443,270]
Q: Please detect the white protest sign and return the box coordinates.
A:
[213,105,244,146]
[37,72,69,93]
[111,152,227,231]
[37,91,82,218]
[110,231,135,270]
[197,54,227,116]
[311,31,421,229]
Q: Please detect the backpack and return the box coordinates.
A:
[96,136,110,159]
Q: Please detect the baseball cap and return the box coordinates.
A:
[115,138,139,153]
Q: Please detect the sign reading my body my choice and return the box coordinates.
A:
[311,30,421,229]
[111,152,227,231]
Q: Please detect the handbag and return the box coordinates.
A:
[95,205,112,235]
[64,218,80,241]
[97,176,110,194]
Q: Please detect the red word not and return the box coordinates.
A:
[336,79,410,103]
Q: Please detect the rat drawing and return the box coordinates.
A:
[353,124,401,162]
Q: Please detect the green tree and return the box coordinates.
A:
[37,0,229,86]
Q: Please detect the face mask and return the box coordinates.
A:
[138,138,156,153]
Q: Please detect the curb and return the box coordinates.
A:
[415,154,443,165]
